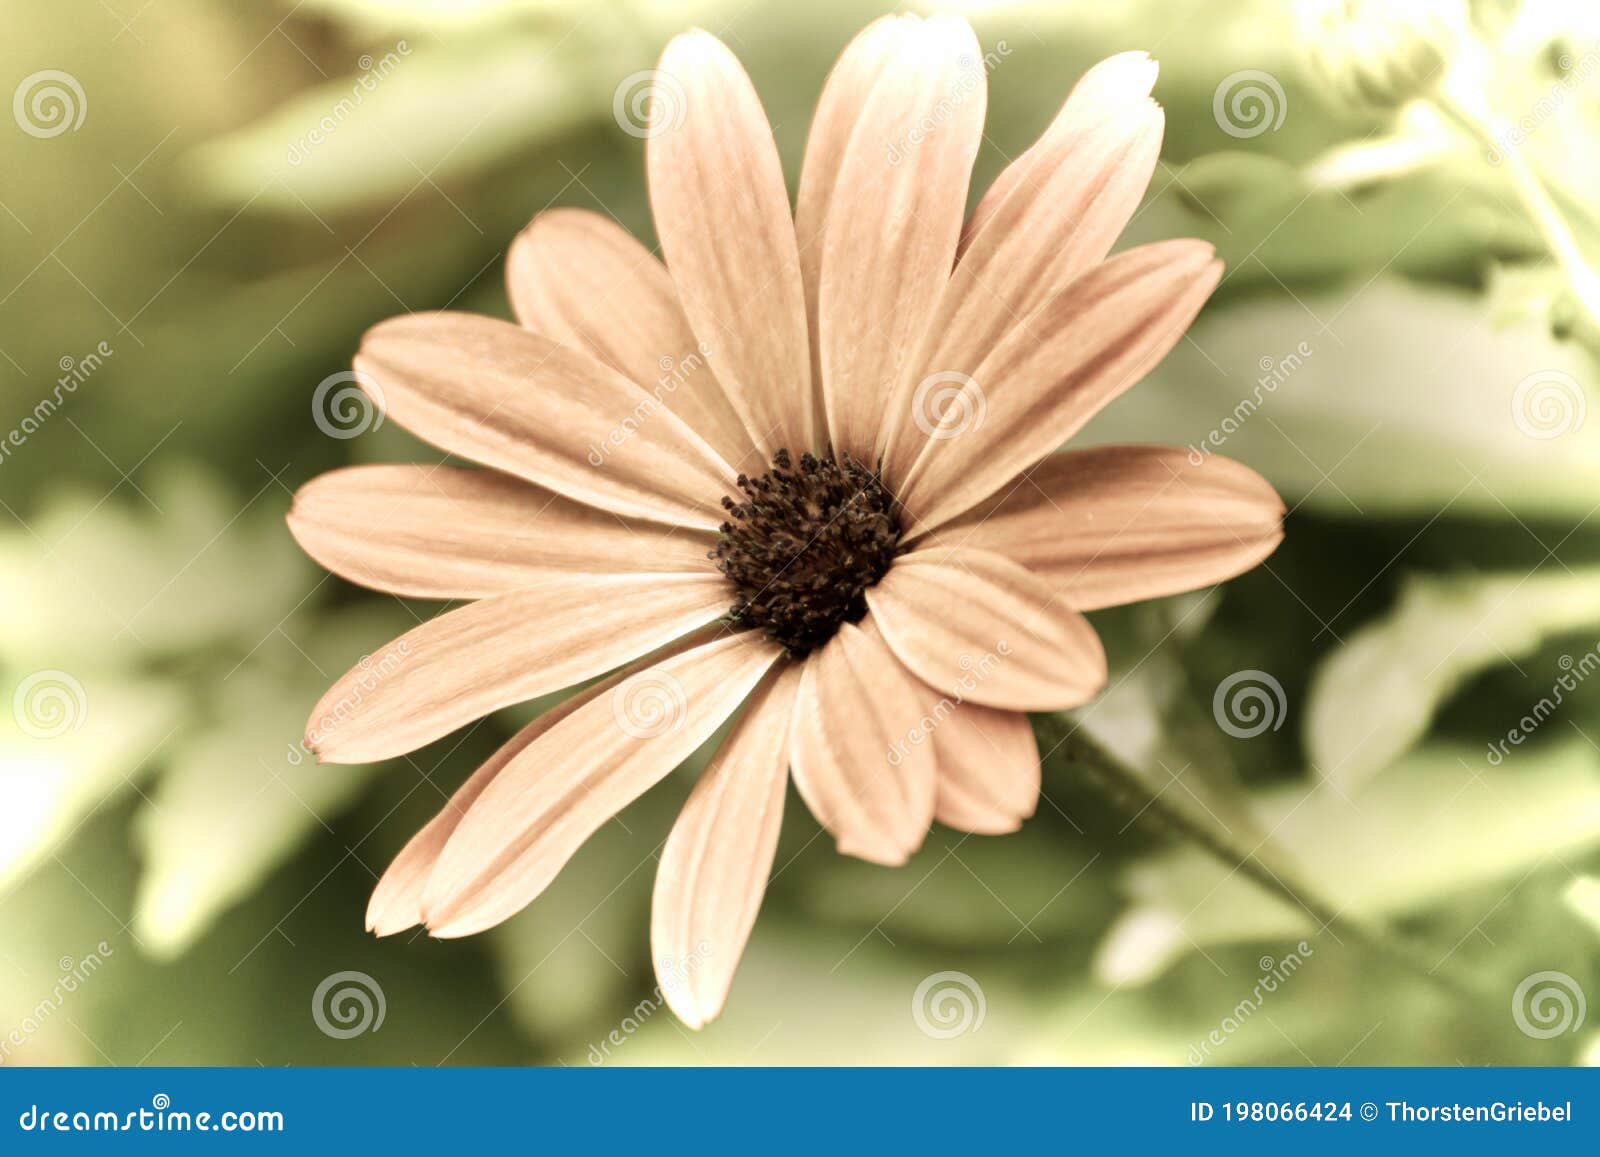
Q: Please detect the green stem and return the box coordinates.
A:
[1435,89,1600,338]
[1045,720,1487,1001]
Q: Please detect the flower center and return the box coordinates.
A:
[711,449,902,659]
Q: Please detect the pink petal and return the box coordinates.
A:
[651,665,800,1028]
[926,444,1285,610]
[809,14,986,459]
[647,32,814,458]
[789,619,936,865]
[880,53,1165,481]
[306,573,731,764]
[355,311,736,530]
[421,631,783,937]
[365,674,614,936]
[288,464,715,599]
[930,704,1040,835]
[865,547,1106,712]
[893,240,1223,532]
[506,208,757,471]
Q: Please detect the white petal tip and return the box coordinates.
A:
[365,914,417,938]
[837,839,914,867]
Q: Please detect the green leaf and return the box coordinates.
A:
[0,464,311,666]
[1084,279,1600,518]
[486,786,677,1046]
[1095,739,1600,984]
[1565,876,1600,938]
[130,602,416,957]
[1306,568,1600,790]
[0,671,184,893]
[592,925,1035,1065]
[187,33,601,214]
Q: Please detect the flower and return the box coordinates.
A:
[287,14,1285,1029]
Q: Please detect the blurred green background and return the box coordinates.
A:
[3,0,1600,1066]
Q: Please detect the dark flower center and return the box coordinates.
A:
[711,449,902,659]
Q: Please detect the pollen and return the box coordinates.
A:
[711,449,902,658]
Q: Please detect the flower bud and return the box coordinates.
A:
[1297,0,1471,112]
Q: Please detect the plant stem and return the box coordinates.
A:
[1435,89,1600,337]
[1047,720,1487,1000]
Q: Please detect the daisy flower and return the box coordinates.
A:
[287,14,1285,1029]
